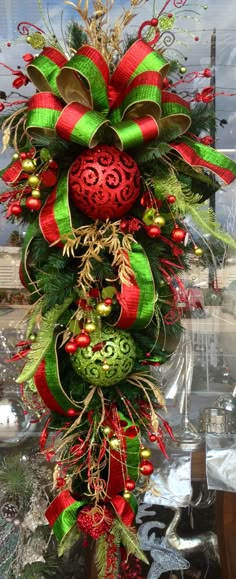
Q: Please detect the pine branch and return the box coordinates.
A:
[189,205,236,248]
[112,518,149,564]
[16,295,75,384]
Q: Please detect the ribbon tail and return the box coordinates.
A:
[171,136,236,184]
[115,243,155,329]
[46,490,85,543]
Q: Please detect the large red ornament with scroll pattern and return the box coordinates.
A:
[69,145,140,221]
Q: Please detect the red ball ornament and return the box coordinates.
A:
[149,433,157,443]
[125,478,136,491]
[75,330,91,349]
[11,203,22,216]
[67,408,77,416]
[65,341,78,354]
[195,36,199,41]
[167,195,176,204]
[69,145,140,221]
[104,297,113,306]
[151,17,158,26]
[171,225,186,243]
[25,196,42,211]
[20,152,27,160]
[146,225,161,238]
[140,460,154,476]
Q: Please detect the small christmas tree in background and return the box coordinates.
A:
[1,0,236,576]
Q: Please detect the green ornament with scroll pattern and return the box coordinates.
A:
[71,325,136,387]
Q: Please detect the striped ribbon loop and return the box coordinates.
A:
[57,45,110,113]
[105,411,140,500]
[26,93,63,138]
[27,47,67,97]
[39,173,74,247]
[33,333,79,415]
[116,243,155,330]
[55,102,109,148]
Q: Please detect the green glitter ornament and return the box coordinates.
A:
[71,325,136,387]
[159,14,175,30]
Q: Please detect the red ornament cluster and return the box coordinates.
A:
[65,331,91,354]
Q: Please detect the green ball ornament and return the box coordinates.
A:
[143,208,158,226]
[71,325,136,387]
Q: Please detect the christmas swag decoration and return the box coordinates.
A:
[1,0,236,577]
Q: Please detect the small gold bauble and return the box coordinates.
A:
[123,491,131,501]
[194,247,203,257]
[102,425,111,436]
[28,175,40,188]
[12,152,19,160]
[102,362,110,372]
[154,215,166,227]
[31,189,41,199]
[26,35,32,44]
[21,159,35,173]
[179,66,187,75]
[109,436,120,450]
[84,321,96,333]
[140,447,152,459]
[96,302,112,317]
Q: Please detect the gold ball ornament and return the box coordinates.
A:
[12,152,19,161]
[26,35,32,44]
[21,159,36,174]
[31,189,41,199]
[140,447,152,459]
[102,362,110,371]
[123,491,131,501]
[194,247,203,257]
[96,302,112,317]
[109,436,120,450]
[102,425,112,436]
[28,175,40,188]
[154,215,166,227]
[84,321,96,333]
[179,66,187,75]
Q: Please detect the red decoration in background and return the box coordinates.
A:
[69,145,140,221]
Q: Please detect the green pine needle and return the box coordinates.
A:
[16,295,75,384]
[0,456,32,505]
[112,519,149,565]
